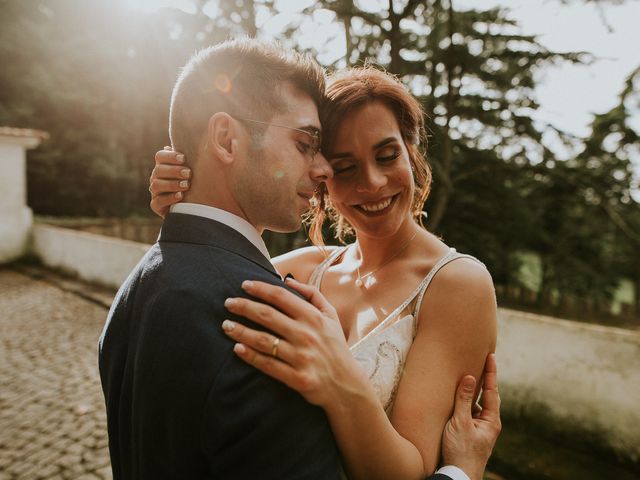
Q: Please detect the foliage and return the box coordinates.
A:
[0,0,637,321]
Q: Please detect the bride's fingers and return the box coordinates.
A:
[224,296,299,340]
[233,343,300,390]
[239,280,326,326]
[150,192,182,218]
[283,278,337,318]
[155,149,185,165]
[153,164,191,180]
[149,178,190,196]
[222,320,295,365]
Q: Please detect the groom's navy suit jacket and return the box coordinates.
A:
[99,213,343,479]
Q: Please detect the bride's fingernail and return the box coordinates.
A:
[234,343,246,354]
[176,154,185,163]
[175,192,182,199]
[179,180,189,188]
[180,168,191,178]
[224,298,236,307]
[241,280,253,290]
[222,320,235,332]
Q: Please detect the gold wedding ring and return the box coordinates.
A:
[271,337,280,358]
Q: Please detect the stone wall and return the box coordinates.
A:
[497,308,640,463]
[31,223,149,289]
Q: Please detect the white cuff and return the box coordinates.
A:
[435,465,470,480]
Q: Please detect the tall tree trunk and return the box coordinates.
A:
[242,0,257,38]
[635,263,640,317]
[537,255,550,308]
[388,0,402,73]
[342,14,353,65]
[428,0,455,231]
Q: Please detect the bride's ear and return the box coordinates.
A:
[206,113,238,165]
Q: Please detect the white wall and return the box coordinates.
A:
[31,223,150,289]
[497,308,640,462]
[0,142,33,262]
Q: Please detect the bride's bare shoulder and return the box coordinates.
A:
[273,245,342,284]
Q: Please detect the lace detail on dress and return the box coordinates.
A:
[350,315,415,414]
[308,246,483,415]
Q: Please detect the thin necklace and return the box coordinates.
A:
[355,232,418,288]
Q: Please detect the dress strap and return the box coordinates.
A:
[308,246,349,288]
[412,250,486,321]
[350,248,463,345]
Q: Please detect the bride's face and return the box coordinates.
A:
[325,101,415,239]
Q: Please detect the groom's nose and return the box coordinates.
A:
[310,151,333,182]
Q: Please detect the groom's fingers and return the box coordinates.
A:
[452,375,476,425]
[479,353,501,424]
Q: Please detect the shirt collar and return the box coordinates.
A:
[169,203,271,261]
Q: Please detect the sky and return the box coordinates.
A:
[124,0,640,181]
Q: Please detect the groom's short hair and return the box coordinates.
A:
[169,38,326,165]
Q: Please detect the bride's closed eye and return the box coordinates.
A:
[377,150,401,163]
[332,161,355,175]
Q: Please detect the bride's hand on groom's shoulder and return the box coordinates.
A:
[221,278,366,408]
[148,147,192,218]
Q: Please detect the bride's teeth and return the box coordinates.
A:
[360,196,393,212]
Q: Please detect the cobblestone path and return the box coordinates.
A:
[0,265,506,480]
[0,268,112,479]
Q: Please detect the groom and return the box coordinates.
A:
[99,39,500,479]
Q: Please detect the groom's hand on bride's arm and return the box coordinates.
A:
[440,353,501,480]
[149,147,192,218]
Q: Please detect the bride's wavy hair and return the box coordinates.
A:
[305,66,432,245]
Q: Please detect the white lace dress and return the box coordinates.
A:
[309,247,480,415]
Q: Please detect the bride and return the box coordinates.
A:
[149,66,498,480]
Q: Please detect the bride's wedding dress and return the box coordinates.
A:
[309,247,481,414]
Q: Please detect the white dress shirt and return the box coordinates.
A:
[436,465,470,480]
[171,204,470,480]
[169,203,271,261]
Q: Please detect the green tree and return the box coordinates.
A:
[572,65,640,316]
[0,0,262,216]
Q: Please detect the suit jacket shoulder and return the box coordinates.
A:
[99,214,342,479]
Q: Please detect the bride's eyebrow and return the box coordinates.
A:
[373,137,398,149]
[328,152,353,161]
[329,136,398,160]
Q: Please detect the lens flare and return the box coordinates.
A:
[214,73,232,94]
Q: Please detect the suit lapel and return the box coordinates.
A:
[158,213,281,280]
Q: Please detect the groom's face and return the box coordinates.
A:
[233,83,332,233]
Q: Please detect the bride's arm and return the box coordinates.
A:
[315,258,496,479]
[388,258,496,474]
[222,260,496,480]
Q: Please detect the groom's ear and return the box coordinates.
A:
[206,112,237,165]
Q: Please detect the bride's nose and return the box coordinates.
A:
[355,165,387,193]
